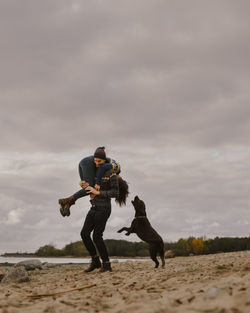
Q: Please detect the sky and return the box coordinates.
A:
[0,0,250,253]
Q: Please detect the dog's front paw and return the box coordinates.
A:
[117,229,123,233]
[125,232,130,236]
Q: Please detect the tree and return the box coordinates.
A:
[36,244,65,257]
[192,237,204,255]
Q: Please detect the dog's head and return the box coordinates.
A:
[131,195,147,217]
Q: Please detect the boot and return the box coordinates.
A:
[58,195,75,217]
[99,262,112,273]
[84,256,101,273]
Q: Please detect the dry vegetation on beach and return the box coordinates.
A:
[0,250,249,313]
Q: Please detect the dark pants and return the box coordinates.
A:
[74,157,96,200]
[80,205,111,262]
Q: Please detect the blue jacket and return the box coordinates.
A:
[96,157,121,185]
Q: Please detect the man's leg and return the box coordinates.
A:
[78,157,96,187]
[92,207,112,271]
[80,209,101,272]
[59,157,96,216]
[73,157,97,201]
[73,188,87,201]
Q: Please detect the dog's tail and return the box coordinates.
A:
[159,241,165,268]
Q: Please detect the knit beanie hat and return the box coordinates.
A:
[94,146,106,160]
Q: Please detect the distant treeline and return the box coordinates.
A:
[34,236,250,257]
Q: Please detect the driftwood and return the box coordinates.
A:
[24,283,96,299]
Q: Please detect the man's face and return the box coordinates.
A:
[94,158,106,167]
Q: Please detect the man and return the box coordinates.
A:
[59,147,121,217]
[81,148,119,272]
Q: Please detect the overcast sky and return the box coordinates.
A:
[1,0,250,253]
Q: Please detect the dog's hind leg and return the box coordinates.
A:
[159,243,165,268]
[149,244,159,268]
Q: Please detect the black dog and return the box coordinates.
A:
[118,196,165,268]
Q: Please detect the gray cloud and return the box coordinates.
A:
[0,0,250,253]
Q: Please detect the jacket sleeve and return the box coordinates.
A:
[96,163,112,185]
[99,172,119,199]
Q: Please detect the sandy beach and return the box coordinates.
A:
[0,250,249,313]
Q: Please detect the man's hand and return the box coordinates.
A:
[80,181,89,188]
[85,186,100,195]
[95,184,100,191]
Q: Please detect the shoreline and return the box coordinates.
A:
[0,255,148,259]
[0,256,150,267]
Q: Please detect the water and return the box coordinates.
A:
[0,256,148,264]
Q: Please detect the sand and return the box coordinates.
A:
[0,250,249,313]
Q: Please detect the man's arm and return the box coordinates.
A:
[96,163,112,185]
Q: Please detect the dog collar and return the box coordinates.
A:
[135,216,147,219]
